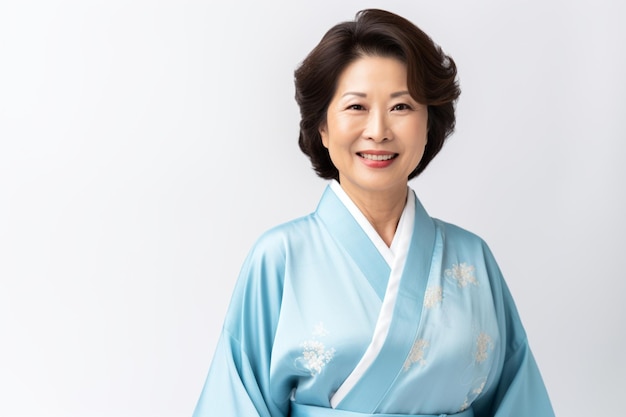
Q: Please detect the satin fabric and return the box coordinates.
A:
[290,403,475,417]
[193,184,554,417]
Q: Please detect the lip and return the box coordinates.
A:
[357,150,398,168]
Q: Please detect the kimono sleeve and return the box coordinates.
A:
[474,244,555,417]
[192,230,290,417]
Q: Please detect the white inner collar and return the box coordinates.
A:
[329,180,415,267]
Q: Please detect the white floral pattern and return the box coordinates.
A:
[457,330,494,412]
[298,322,335,376]
[301,340,335,375]
[460,377,487,412]
[444,263,478,287]
[473,379,487,395]
[475,332,493,364]
[460,398,470,412]
[403,339,429,371]
[424,285,443,309]
[459,378,487,412]
[312,322,329,337]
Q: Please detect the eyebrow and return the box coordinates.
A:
[391,90,411,98]
[341,90,411,98]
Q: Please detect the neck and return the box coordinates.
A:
[338,181,408,247]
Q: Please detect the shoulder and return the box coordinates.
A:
[433,218,505,292]
[433,218,493,255]
[237,212,324,282]
[247,213,318,258]
[224,215,318,333]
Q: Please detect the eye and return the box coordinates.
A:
[346,104,365,111]
[392,103,412,111]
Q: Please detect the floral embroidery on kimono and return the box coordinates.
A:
[475,332,493,364]
[445,262,478,287]
[403,339,429,371]
[297,322,335,376]
[424,285,443,309]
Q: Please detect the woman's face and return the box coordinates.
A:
[320,55,428,198]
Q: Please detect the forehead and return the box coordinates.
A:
[335,55,408,92]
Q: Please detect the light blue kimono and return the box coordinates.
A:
[193,183,554,417]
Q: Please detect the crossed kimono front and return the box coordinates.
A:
[193,182,554,417]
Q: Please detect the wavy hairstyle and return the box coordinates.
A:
[294,9,460,180]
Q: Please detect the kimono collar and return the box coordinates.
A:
[315,182,434,301]
[329,180,415,267]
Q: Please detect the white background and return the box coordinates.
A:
[1,1,624,416]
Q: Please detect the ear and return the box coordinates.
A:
[319,123,330,149]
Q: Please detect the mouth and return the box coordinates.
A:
[357,152,398,161]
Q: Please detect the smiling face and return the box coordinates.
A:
[319,55,428,201]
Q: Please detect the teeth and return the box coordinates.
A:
[360,153,395,161]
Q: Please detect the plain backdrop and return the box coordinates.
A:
[1,1,624,416]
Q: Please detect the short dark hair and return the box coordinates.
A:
[294,9,461,180]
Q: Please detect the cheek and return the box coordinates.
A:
[407,124,428,161]
[327,114,362,142]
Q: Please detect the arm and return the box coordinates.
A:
[193,232,289,417]
[489,338,554,417]
[474,244,555,417]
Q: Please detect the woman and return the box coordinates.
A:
[193,9,554,417]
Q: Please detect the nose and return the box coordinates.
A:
[363,110,391,142]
